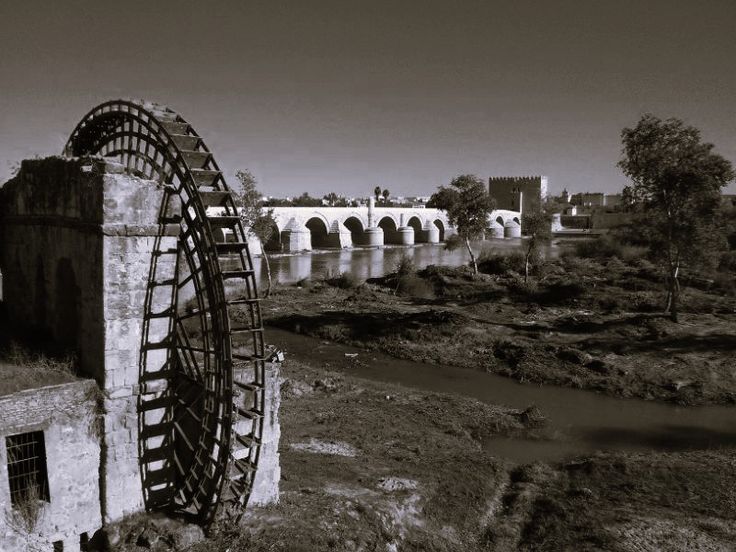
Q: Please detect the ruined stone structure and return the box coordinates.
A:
[0,100,282,549]
[0,381,101,551]
[488,176,548,215]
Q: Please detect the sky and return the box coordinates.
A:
[1,0,735,197]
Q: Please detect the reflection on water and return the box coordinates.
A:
[267,327,736,464]
[252,239,560,287]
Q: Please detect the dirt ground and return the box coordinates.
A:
[184,358,736,552]
[258,258,736,406]
[191,359,536,551]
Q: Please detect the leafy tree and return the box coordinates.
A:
[234,169,278,297]
[292,192,322,207]
[618,114,734,321]
[521,209,552,282]
[323,192,339,206]
[374,186,381,202]
[427,186,459,209]
[382,188,390,204]
[431,174,495,274]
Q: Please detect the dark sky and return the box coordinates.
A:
[2,0,735,196]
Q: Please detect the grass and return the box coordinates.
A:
[0,341,78,396]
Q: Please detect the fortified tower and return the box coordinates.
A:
[488,176,548,214]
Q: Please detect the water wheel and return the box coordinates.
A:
[64,99,266,526]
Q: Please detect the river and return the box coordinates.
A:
[256,241,735,463]
[252,239,550,287]
[267,327,736,464]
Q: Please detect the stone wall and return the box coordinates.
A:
[0,380,102,551]
[0,157,172,523]
[244,363,281,507]
[488,176,548,214]
[0,156,281,533]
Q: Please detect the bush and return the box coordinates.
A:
[536,279,587,305]
[325,271,360,289]
[396,275,435,299]
[712,272,736,295]
[719,251,736,273]
[478,251,526,275]
[571,235,647,262]
[394,254,417,277]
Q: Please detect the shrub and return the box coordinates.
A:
[294,277,313,289]
[712,272,736,296]
[478,251,526,276]
[719,251,736,273]
[394,254,417,277]
[572,234,647,262]
[396,275,435,299]
[536,279,586,305]
[325,271,360,289]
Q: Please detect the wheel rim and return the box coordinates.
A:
[65,99,266,526]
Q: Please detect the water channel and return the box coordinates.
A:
[268,327,736,464]
[258,241,736,464]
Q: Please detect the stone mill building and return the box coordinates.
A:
[0,101,282,551]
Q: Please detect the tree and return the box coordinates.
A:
[521,209,552,282]
[618,114,734,321]
[292,192,322,207]
[234,169,278,297]
[323,192,339,206]
[430,174,495,274]
[374,186,381,202]
[382,188,390,204]
[427,186,459,209]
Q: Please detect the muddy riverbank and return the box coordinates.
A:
[255,258,736,406]
[186,356,736,552]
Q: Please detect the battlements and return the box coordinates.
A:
[488,175,548,212]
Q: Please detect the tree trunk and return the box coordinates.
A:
[262,248,273,298]
[465,238,478,274]
[524,241,534,283]
[669,260,680,323]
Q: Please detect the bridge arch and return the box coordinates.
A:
[305,216,331,248]
[433,219,445,241]
[343,216,365,246]
[262,220,283,252]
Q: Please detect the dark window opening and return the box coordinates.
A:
[53,541,63,552]
[80,532,89,551]
[6,431,50,506]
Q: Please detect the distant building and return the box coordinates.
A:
[488,176,547,213]
[570,192,604,207]
[604,194,622,209]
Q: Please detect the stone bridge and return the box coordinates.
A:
[225,200,522,253]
